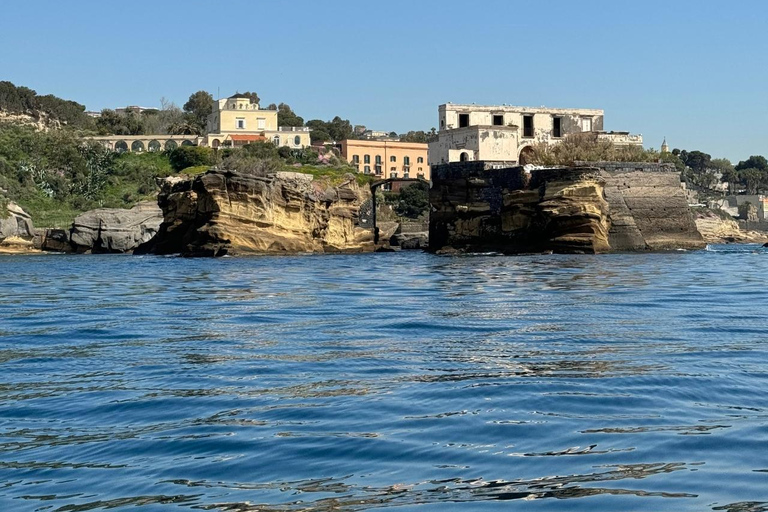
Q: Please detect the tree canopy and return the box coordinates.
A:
[182,91,214,135]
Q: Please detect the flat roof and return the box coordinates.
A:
[440,103,603,115]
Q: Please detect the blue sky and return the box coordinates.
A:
[1,0,766,162]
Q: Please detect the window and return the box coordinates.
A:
[236,118,246,129]
[273,135,280,145]
[364,165,371,174]
[294,135,301,146]
[417,173,425,179]
[390,166,396,171]
[403,172,410,179]
[417,157,424,163]
[257,118,266,129]
[404,156,411,166]
[523,115,534,137]
[440,119,445,129]
[390,155,396,162]
[375,165,382,175]
[364,154,370,164]
[459,113,469,128]
[553,117,562,138]
[390,172,398,178]
[582,117,592,132]
[375,155,382,164]
[493,114,504,126]
[352,155,359,164]
[459,152,469,162]
[418,167,423,172]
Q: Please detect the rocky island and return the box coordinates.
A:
[429,161,706,254]
[136,169,374,256]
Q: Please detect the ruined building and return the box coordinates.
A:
[428,103,643,167]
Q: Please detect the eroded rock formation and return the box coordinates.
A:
[0,201,37,253]
[429,162,705,254]
[138,169,374,256]
[69,202,162,253]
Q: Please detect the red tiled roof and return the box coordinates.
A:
[229,134,266,142]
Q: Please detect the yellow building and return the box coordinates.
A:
[203,93,311,149]
[340,139,430,181]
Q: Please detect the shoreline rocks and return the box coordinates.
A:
[429,162,706,254]
[137,169,375,257]
[0,202,38,254]
[69,202,162,253]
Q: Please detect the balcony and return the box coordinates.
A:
[278,126,311,132]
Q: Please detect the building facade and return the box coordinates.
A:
[340,140,430,181]
[203,94,311,149]
[428,103,642,166]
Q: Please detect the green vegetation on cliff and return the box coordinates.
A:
[0,81,94,129]
[0,123,174,226]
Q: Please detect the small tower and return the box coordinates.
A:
[661,137,669,154]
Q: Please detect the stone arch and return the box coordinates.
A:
[115,140,128,153]
[211,138,221,149]
[131,140,145,152]
[459,151,469,162]
[165,140,178,150]
[181,140,194,146]
[148,140,161,152]
[519,146,535,165]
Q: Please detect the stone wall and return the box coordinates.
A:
[429,162,705,254]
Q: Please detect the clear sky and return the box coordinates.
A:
[1,0,766,162]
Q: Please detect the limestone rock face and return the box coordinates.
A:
[429,162,705,254]
[0,202,37,253]
[70,202,162,253]
[139,169,374,256]
[695,211,768,244]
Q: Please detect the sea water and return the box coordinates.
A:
[1,247,767,511]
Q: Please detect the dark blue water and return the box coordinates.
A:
[1,247,768,511]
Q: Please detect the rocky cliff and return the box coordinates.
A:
[138,169,374,256]
[67,202,163,253]
[429,162,705,254]
[0,201,37,253]
[694,210,768,244]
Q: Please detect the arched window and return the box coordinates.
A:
[364,155,370,164]
[273,135,280,146]
[390,155,396,162]
[404,156,411,166]
[375,155,382,164]
[459,152,469,162]
[417,157,424,163]
[294,135,301,146]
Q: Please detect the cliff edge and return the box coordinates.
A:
[429,162,705,254]
[138,169,374,256]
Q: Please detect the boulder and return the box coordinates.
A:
[70,202,162,253]
[138,170,374,256]
[0,202,37,253]
[34,228,74,253]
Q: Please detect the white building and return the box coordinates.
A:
[428,103,642,166]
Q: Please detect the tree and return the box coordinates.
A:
[739,168,764,195]
[736,155,768,172]
[309,129,331,144]
[276,103,304,127]
[683,150,712,173]
[182,90,214,135]
[167,146,214,172]
[241,91,260,105]
[720,168,740,194]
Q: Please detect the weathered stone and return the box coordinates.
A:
[70,202,162,253]
[34,228,74,252]
[429,162,705,254]
[0,202,37,253]
[138,169,374,256]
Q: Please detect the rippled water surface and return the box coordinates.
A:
[1,247,768,511]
